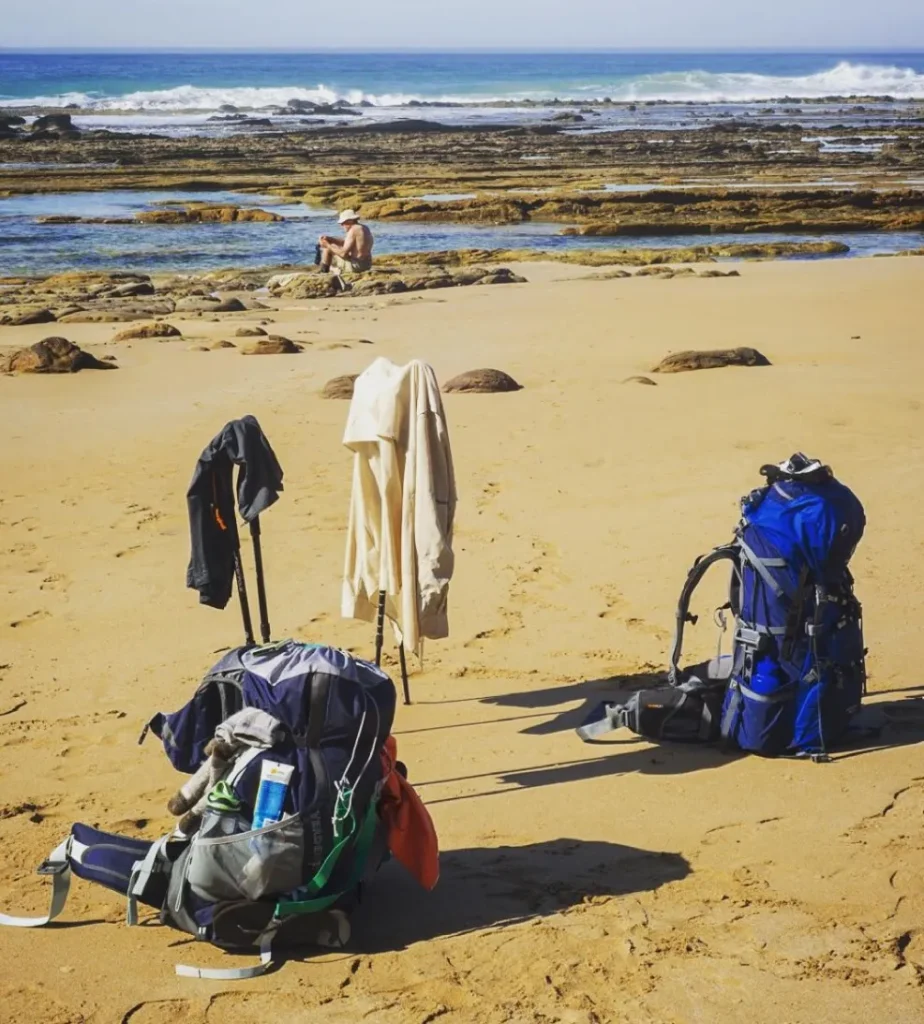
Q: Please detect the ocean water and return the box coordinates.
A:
[0,189,921,276]
[3,51,924,110]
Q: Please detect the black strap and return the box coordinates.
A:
[669,544,741,686]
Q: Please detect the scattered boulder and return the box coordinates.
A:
[321,374,359,399]
[652,347,771,374]
[699,269,741,278]
[622,375,658,386]
[635,266,675,278]
[112,321,181,341]
[7,308,57,326]
[0,337,115,374]
[174,296,246,313]
[443,369,522,394]
[59,302,175,323]
[240,336,300,355]
[211,340,236,350]
[235,326,267,337]
[475,269,527,286]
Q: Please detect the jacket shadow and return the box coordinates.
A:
[349,837,690,954]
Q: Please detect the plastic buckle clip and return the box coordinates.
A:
[37,860,67,877]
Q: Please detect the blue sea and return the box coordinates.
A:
[2,52,923,273]
[2,50,924,114]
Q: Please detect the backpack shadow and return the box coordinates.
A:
[480,670,667,736]
[350,837,690,953]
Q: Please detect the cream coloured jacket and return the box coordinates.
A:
[341,358,456,653]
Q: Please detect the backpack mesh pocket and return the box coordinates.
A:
[186,813,304,903]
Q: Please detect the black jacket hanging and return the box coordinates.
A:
[186,415,283,609]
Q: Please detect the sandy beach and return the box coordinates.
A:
[1,253,923,1022]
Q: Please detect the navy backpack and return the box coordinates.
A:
[0,641,397,978]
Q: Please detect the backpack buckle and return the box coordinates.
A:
[37,859,68,877]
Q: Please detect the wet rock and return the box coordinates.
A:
[136,205,284,224]
[321,374,359,399]
[0,337,115,374]
[235,326,267,337]
[622,375,658,385]
[0,114,26,129]
[112,321,181,341]
[652,347,771,373]
[240,336,300,355]
[443,369,522,393]
[31,114,74,133]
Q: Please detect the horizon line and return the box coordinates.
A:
[2,45,924,54]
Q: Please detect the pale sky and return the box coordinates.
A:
[2,0,923,50]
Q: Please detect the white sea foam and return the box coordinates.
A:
[3,62,924,111]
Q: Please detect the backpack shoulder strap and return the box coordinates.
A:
[668,544,740,686]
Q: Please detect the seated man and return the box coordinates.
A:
[318,209,374,276]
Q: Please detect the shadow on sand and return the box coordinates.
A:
[351,837,689,953]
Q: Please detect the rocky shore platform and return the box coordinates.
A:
[1,110,922,240]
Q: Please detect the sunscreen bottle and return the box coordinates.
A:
[251,760,294,829]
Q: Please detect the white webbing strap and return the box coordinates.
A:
[0,838,72,928]
[175,927,277,980]
[126,834,170,926]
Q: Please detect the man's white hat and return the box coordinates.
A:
[338,208,360,224]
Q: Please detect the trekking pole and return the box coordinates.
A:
[398,641,411,706]
[374,590,386,667]
[373,590,411,705]
[249,516,271,644]
[233,546,255,646]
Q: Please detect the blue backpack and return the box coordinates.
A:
[669,454,867,757]
[0,641,397,978]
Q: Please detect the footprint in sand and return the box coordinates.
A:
[121,999,201,1024]
[8,609,50,629]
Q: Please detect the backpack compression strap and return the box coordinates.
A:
[668,544,740,686]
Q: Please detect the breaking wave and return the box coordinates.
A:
[3,62,924,110]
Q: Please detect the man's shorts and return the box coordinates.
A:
[332,254,372,276]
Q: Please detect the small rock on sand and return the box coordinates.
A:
[322,374,360,399]
[211,340,237,350]
[188,344,211,352]
[623,375,658,386]
[443,369,522,393]
[112,321,181,341]
[0,337,116,374]
[234,326,267,338]
[175,296,247,313]
[7,308,57,326]
[652,347,770,373]
[699,269,741,278]
[240,336,300,355]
